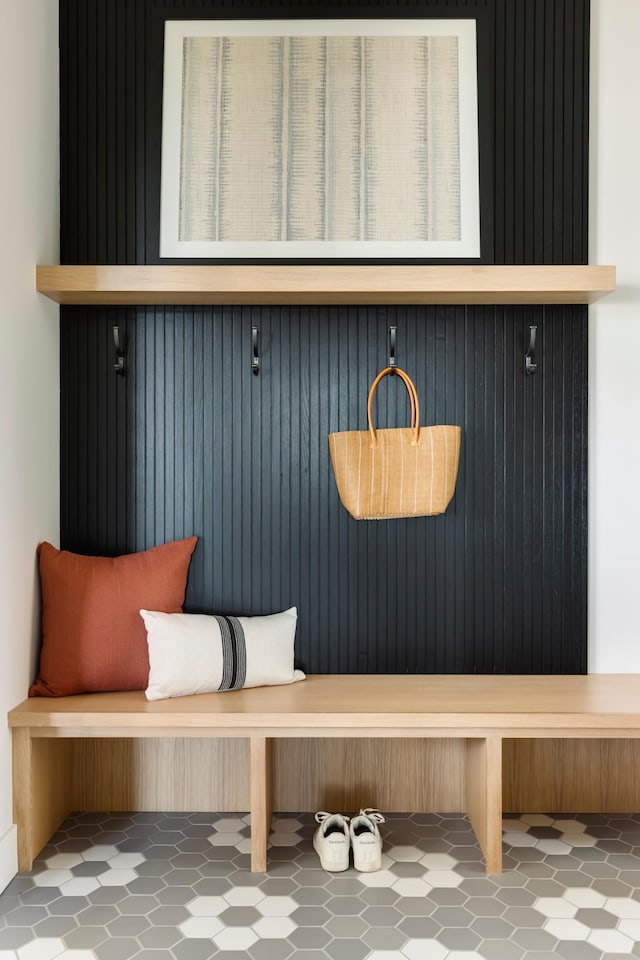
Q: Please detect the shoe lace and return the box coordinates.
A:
[359,808,386,824]
[315,811,350,825]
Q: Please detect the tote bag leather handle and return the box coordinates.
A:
[367,367,421,449]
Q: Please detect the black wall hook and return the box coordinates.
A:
[251,326,260,375]
[113,325,125,375]
[525,325,537,375]
[389,325,397,373]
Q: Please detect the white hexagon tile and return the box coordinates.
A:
[2,811,640,959]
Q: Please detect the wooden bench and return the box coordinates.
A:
[9,673,640,876]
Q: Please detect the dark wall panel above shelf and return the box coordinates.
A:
[59,0,590,268]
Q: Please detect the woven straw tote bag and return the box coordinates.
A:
[328,367,461,520]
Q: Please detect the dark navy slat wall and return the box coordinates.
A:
[60,0,590,267]
[61,305,587,675]
[59,0,590,675]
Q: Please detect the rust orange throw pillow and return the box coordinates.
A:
[29,537,198,697]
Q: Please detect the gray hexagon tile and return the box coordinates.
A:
[5,812,640,958]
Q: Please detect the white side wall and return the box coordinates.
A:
[589,0,640,670]
[0,1,59,888]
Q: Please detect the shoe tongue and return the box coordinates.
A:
[352,816,374,835]
[324,815,345,836]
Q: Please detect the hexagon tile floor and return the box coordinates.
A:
[3,813,640,960]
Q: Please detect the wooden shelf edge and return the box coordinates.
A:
[36,264,616,306]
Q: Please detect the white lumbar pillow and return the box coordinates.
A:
[140,606,305,701]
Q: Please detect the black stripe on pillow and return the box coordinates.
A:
[215,615,247,691]
[215,616,232,690]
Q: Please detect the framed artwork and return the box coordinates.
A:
[160,19,480,259]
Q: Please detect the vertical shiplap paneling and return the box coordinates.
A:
[493,0,589,264]
[60,0,589,266]
[62,308,587,675]
[59,0,590,674]
[60,0,148,263]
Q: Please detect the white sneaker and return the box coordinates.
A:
[313,811,351,872]
[350,808,385,872]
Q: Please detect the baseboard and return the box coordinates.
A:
[0,824,18,893]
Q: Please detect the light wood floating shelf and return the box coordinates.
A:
[36,264,616,306]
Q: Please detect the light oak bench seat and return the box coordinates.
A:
[9,674,640,876]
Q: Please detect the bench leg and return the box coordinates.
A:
[13,730,73,872]
[250,736,273,872]
[465,737,503,874]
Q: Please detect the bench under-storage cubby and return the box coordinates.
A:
[10,673,640,876]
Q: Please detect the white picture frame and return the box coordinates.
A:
[160,18,480,259]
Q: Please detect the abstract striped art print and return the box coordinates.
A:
[160,19,480,258]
